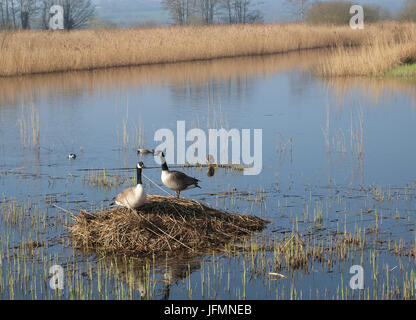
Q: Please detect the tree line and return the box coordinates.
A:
[162,0,416,25]
[1,0,416,31]
[162,0,263,25]
[296,0,416,25]
[0,0,95,30]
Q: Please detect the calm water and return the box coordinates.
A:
[1,50,416,299]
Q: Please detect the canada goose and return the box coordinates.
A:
[68,153,76,159]
[137,148,155,155]
[206,154,215,177]
[114,162,147,210]
[158,152,200,198]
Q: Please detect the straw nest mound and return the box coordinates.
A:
[69,195,268,256]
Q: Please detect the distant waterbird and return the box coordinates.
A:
[68,153,76,159]
[206,154,215,177]
[137,148,155,155]
[113,161,147,210]
[158,152,201,198]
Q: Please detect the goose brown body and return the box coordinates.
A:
[158,152,200,198]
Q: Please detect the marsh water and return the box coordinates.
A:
[1,50,416,299]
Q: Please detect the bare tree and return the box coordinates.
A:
[61,0,95,30]
[162,0,262,25]
[9,0,17,28]
[0,0,21,28]
[162,0,194,25]
[235,0,249,23]
[0,0,38,29]
[198,0,220,24]
[18,0,39,29]
[40,0,52,29]
[220,0,263,24]
[222,0,233,23]
[0,1,4,26]
[285,0,314,21]
[400,0,416,21]
[40,0,95,30]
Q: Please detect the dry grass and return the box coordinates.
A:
[0,23,400,77]
[315,22,416,77]
[69,195,268,256]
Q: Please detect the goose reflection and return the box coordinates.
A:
[103,255,201,300]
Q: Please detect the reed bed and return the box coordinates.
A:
[69,195,268,256]
[0,22,403,77]
[315,22,416,77]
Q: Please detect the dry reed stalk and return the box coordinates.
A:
[0,22,408,77]
[17,102,39,149]
[350,108,364,159]
[68,195,268,256]
[315,22,416,77]
[323,77,416,105]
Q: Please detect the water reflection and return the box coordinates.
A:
[0,50,324,107]
[1,49,416,299]
[104,254,202,300]
[323,77,416,109]
[1,50,415,109]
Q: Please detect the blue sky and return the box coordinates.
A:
[93,0,407,25]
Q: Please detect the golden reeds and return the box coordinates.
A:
[315,22,416,77]
[0,22,404,77]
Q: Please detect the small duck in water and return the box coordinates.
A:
[206,154,215,177]
[137,148,155,155]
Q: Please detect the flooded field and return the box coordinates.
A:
[0,49,416,299]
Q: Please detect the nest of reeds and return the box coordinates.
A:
[69,195,268,256]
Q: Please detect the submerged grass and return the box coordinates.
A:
[2,182,416,300]
[83,169,127,191]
